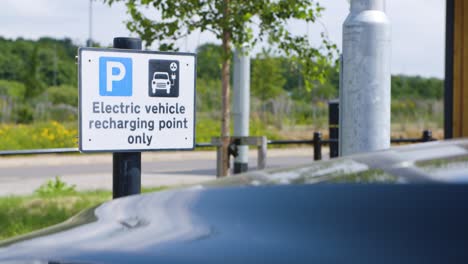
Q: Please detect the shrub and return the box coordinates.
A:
[0,121,77,150]
[35,176,76,197]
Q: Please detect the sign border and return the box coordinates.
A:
[78,47,197,153]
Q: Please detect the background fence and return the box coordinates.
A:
[0,129,435,162]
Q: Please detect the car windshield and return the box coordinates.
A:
[154,73,168,79]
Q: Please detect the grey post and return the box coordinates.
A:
[233,48,250,173]
[257,136,267,170]
[112,37,142,199]
[212,136,266,176]
[328,100,339,158]
[313,132,322,161]
[87,0,93,47]
[340,0,391,156]
[422,130,432,142]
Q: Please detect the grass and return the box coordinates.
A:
[0,191,109,240]
[195,114,282,143]
[0,178,167,241]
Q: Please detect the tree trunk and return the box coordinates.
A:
[220,0,231,177]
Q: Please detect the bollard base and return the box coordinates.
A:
[234,162,248,174]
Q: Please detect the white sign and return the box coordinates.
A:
[78,48,196,152]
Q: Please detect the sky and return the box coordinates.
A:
[0,0,446,78]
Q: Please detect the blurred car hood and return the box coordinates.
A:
[1,140,468,263]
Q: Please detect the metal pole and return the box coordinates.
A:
[328,99,339,158]
[257,136,267,170]
[444,0,454,139]
[422,130,432,142]
[87,0,93,47]
[340,0,391,156]
[112,37,142,199]
[313,132,322,161]
[233,48,250,173]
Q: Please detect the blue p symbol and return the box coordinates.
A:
[99,57,132,96]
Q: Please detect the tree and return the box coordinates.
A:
[196,43,224,80]
[23,46,45,100]
[104,0,337,176]
[251,50,285,103]
[0,37,78,91]
[47,85,79,107]
[251,50,286,122]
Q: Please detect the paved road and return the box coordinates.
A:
[0,148,327,196]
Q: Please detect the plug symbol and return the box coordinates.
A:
[171,73,176,86]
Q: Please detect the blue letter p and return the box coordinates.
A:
[99,57,132,96]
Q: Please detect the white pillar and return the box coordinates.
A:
[340,0,391,156]
[233,49,250,173]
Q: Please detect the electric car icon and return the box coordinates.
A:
[151,72,171,94]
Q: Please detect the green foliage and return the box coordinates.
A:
[0,37,79,123]
[195,114,281,143]
[251,50,286,102]
[104,0,337,154]
[0,80,26,100]
[392,75,443,99]
[196,78,222,112]
[104,0,337,83]
[391,99,443,126]
[12,103,34,124]
[0,35,444,139]
[195,116,221,143]
[23,46,46,99]
[0,191,109,240]
[192,40,441,130]
[46,85,78,107]
[35,176,77,197]
[0,121,77,150]
[196,43,224,80]
[0,37,78,122]
[281,59,304,92]
[0,37,78,91]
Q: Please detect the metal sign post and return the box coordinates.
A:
[78,37,196,199]
[112,37,142,199]
[328,100,339,158]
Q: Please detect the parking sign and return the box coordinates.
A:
[78,48,196,152]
